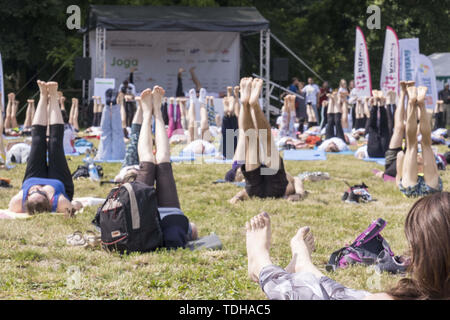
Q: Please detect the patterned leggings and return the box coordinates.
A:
[123,123,141,168]
[259,265,370,300]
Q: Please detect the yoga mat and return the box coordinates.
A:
[213,179,246,187]
[204,159,234,164]
[363,157,386,166]
[84,159,124,164]
[65,152,81,157]
[170,156,195,163]
[283,149,327,161]
[186,233,223,251]
[179,151,216,158]
[372,169,396,183]
[326,150,354,155]
[4,136,22,140]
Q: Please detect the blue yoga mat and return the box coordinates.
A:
[170,156,195,163]
[65,152,81,157]
[326,150,354,155]
[204,159,234,164]
[179,151,216,158]
[283,149,327,161]
[84,159,124,164]
[363,157,385,163]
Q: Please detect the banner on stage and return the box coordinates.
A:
[0,53,4,112]
[399,38,419,82]
[380,27,400,95]
[416,54,438,110]
[94,78,115,106]
[90,31,240,97]
[354,27,372,97]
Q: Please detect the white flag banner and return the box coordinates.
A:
[0,53,4,112]
[416,54,438,110]
[354,27,372,97]
[399,38,420,82]
[380,27,400,94]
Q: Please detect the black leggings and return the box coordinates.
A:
[434,112,445,130]
[125,101,136,128]
[176,75,184,97]
[23,124,74,200]
[221,115,239,159]
[325,113,345,141]
[367,106,391,158]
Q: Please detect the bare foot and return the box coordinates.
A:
[406,81,416,88]
[152,86,166,117]
[234,86,240,98]
[37,80,48,96]
[46,82,58,96]
[140,88,154,115]
[246,212,273,282]
[240,77,252,105]
[249,78,263,106]
[417,86,428,103]
[227,86,233,97]
[290,227,317,274]
[400,81,407,93]
[407,86,417,103]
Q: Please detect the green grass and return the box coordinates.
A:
[0,143,449,300]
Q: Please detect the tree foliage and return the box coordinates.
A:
[0,0,448,102]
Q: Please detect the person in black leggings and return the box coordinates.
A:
[367,92,391,159]
[8,81,78,214]
[325,93,346,142]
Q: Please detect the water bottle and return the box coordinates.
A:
[87,158,100,182]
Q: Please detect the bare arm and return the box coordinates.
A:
[8,191,24,213]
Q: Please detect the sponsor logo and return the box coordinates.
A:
[190,48,200,54]
[222,49,230,54]
[111,57,138,68]
[208,59,218,63]
[221,59,230,63]
[167,59,182,63]
[418,64,430,75]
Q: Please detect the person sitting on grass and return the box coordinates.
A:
[245,192,449,300]
[8,81,81,214]
[115,85,199,248]
[229,77,307,204]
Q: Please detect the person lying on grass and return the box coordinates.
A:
[246,192,449,300]
[8,81,81,215]
[229,77,307,204]
[114,85,199,249]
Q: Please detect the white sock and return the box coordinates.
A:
[199,88,207,104]
[189,89,197,106]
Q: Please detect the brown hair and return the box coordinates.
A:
[389,192,450,300]
[25,196,52,215]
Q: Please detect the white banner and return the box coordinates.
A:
[90,31,240,98]
[354,27,372,97]
[399,38,419,82]
[380,27,400,94]
[416,54,438,110]
[94,78,115,106]
[0,53,4,112]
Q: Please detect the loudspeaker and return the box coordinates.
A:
[273,58,289,82]
[74,57,91,80]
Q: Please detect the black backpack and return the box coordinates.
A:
[93,181,164,254]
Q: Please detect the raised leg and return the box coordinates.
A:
[417,87,439,189]
[138,89,155,164]
[401,86,419,188]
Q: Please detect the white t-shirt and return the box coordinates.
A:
[348,88,358,104]
[183,140,216,155]
[318,137,349,152]
[302,84,320,105]
[64,125,76,154]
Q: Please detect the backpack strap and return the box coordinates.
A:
[123,183,140,230]
[326,247,348,272]
[353,218,386,247]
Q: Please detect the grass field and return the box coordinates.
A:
[0,140,449,300]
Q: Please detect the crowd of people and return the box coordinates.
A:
[0,71,448,301]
